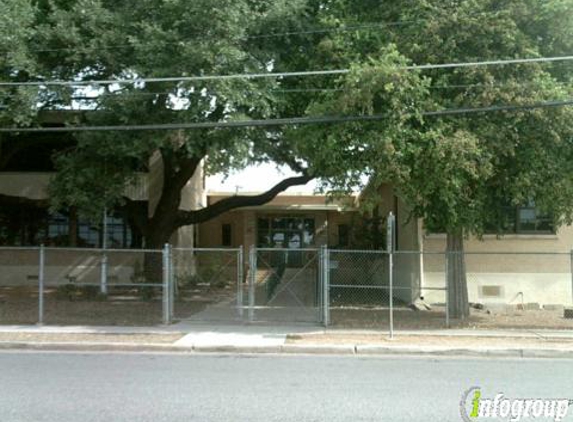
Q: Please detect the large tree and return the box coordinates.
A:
[293,0,573,319]
[1,0,319,247]
[3,0,573,320]
[1,0,419,250]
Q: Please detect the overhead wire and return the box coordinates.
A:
[1,99,572,133]
[1,55,572,87]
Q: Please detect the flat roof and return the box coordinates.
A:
[237,204,348,212]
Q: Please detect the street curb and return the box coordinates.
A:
[0,341,572,359]
[281,344,356,355]
[0,341,184,353]
[192,344,282,354]
[355,345,523,358]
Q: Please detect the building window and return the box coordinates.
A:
[77,219,100,248]
[47,212,70,246]
[427,203,554,235]
[105,211,134,248]
[222,223,232,247]
[338,224,350,247]
[257,216,315,248]
[0,207,142,248]
[0,207,48,246]
[486,204,554,235]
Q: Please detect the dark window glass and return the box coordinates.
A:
[0,206,142,248]
[256,216,315,248]
[47,212,70,246]
[0,207,48,246]
[338,224,350,247]
[222,223,232,247]
[77,220,99,248]
[429,203,555,235]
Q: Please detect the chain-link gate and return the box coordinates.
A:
[170,247,244,323]
[248,248,323,324]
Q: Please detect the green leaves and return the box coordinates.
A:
[300,0,573,236]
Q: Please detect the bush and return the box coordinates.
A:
[79,285,100,300]
[55,284,110,301]
[56,283,77,301]
[140,286,155,301]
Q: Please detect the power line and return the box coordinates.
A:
[15,21,418,54]
[1,76,570,101]
[6,10,496,55]
[1,55,572,88]
[1,99,571,133]
[423,99,573,116]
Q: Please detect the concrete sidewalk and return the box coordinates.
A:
[0,323,572,358]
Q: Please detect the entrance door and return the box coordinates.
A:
[257,216,315,267]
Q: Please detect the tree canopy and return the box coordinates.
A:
[287,0,573,317]
[1,0,573,259]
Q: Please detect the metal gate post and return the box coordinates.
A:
[100,253,108,295]
[445,252,450,328]
[162,243,171,325]
[248,246,256,323]
[168,244,174,320]
[570,249,573,307]
[323,246,330,327]
[387,212,395,339]
[237,246,244,318]
[318,246,324,324]
[100,208,108,295]
[38,245,45,326]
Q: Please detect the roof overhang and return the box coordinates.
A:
[235,204,348,212]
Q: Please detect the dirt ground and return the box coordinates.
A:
[0,332,182,343]
[330,306,573,330]
[0,286,222,326]
[2,286,573,330]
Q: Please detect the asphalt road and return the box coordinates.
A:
[1,352,572,422]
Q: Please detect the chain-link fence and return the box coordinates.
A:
[324,249,573,331]
[0,247,41,325]
[171,247,243,323]
[326,250,448,330]
[328,250,390,328]
[0,246,168,326]
[1,245,573,330]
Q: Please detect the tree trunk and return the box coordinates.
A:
[446,231,470,320]
[141,216,176,289]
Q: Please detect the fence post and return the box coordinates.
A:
[100,252,108,295]
[387,212,395,339]
[318,246,324,324]
[570,249,573,308]
[162,243,171,325]
[100,208,108,295]
[38,244,45,326]
[237,246,244,319]
[248,246,256,323]
[322,246,330,327]
[445,251,450,328]
[168,244,174,320]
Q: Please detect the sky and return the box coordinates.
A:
[206,163,318,194]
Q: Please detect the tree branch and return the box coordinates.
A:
[175,174,314,227]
